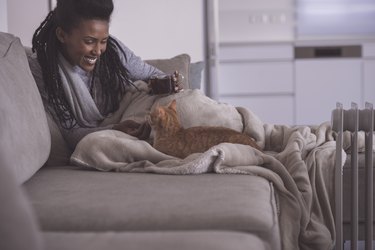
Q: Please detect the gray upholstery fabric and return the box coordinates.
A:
[0,32,50,183]
[189,61,204,89]
[146,54,190,89]
[24,167,278,235]
[44,112,72,167]
[0,157,44,250]
[44,231,267,250]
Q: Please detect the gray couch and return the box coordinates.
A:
[0,32,280,250]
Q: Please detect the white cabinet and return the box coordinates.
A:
[220,95,294,125]
[295,59,362,125]
[218,44,295,125]
[219,62,293,95]
[214,1,375,126]
[218,0,294,43]
[364,60,375,104]
[363,43,375,105]
[218,42,374,126]
[216,0,295,123]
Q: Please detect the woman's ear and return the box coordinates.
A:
[55,27,66,43]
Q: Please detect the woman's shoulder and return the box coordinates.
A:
[109,35,137,60]
[110,35,127,51]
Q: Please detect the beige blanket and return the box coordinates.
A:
[71,83,345,250]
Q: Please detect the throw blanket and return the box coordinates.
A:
[71,85,345,250]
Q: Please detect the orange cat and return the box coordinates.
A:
[148,99,261,158]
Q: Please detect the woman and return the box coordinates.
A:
[29,0,168,149]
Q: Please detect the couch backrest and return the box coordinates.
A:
[0,32,51,184]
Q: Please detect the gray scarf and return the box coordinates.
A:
[58,54,104,127]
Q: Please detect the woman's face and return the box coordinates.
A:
[56,19,109,72]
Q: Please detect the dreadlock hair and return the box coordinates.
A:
[32,0,133,129]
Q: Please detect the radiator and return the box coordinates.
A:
[332,102,374,250]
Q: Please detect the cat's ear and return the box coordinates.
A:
[168,99,177,111]
[157,106,165,117]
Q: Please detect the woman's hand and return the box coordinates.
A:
[113,120,151,140]
[172,70,184,93]
[148,71,184,95]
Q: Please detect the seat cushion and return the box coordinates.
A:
[43,231,268,250]
[24,166,279,235]
[0,32,50,183]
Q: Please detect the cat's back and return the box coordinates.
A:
[184,126,261,151]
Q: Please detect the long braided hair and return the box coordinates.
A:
[32,0,133,129]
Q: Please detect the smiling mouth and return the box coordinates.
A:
[83,56,97,65]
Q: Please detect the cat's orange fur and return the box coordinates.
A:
[148,99,261,158]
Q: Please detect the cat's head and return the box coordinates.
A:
[148,99,181,131]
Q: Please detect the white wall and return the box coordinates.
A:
[110,0,204,62]
[7,0,48,46]
[5,0,204,62]
[0,0,7,32]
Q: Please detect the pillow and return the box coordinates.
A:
[189,61,205,89]
[146,54,191,89]
[0,32,50,184]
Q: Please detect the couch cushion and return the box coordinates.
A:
[146,54,190,89]
[43,231,268,250]
[0,32,50,184]
[24,167,279,235]
[189,61,204,89]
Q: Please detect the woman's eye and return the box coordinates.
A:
[84,39,95,44]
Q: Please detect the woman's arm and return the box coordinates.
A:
[111,36,165,81]
[61,119,151,149]
[59,125,114,150]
